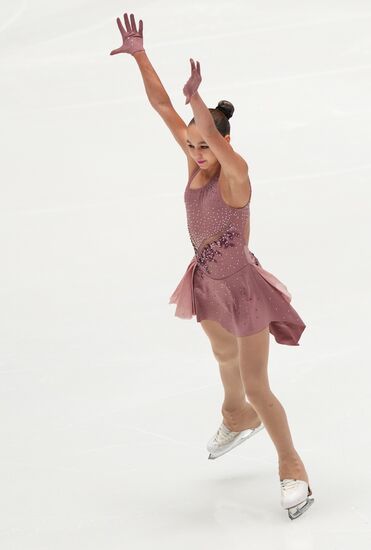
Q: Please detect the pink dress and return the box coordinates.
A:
[169,164,306,345]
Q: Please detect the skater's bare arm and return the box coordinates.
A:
[132,51,191,156]
[109,12,192,158]
[132,50,171,108]
[183,58,248,185]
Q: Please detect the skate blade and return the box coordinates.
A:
[288,497,314,520]
[208,425,264,460]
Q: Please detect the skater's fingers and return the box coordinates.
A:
[196,60,201,76]
[130,13,137,33]
[123,12,132,33]
[116,17,126,38]
[138,19,143,35]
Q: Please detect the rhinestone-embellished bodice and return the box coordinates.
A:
[169,164,306,345]
[184,165,254,279]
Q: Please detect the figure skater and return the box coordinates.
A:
[110,12,314,520]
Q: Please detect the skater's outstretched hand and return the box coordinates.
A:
[183,58,202,104]
[110,12,145,56]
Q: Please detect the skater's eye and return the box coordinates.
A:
[187,144,208,149]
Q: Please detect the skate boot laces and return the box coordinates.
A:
[280,479,299,493]
[215,422,239,445]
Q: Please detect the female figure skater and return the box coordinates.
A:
[110,12,314,520]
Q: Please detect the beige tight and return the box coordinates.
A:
[200,319,309,482]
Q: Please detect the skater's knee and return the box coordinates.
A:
[244,380,270,404]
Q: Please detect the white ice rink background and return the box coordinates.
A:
[0,0,370,548]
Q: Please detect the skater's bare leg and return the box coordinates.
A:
[237,325,309,483]
[200,319,261,431]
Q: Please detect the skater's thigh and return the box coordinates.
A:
[236,325,270,384]
[200,319,238,364]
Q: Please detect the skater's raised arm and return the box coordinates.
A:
[110,12,192,158]
[183,58,248,182]
[132,50,172,109]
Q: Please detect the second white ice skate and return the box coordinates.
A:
[207,420,265,460]
[280,479,314,520]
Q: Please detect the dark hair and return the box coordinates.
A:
[188,100,234,136]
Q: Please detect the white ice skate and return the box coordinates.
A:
[207,420,265,460]
[280,479,314,520]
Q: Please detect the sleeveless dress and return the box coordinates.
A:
[169,164,306,345]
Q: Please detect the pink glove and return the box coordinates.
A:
[183,58,202,104]
[110,12,145,56]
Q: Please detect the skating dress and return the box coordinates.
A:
[169,164,306,345]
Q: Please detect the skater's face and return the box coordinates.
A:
[186,124,230,170]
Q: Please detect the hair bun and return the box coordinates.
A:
[216,100,234,120]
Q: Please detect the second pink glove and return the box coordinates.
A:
[183,58,202,104]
